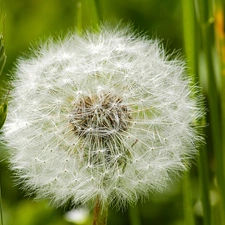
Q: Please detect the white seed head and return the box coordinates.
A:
[2,25,204,209]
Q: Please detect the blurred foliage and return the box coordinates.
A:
[0,0,183,78]
[0,0,203,225]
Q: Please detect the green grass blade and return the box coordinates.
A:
[94,0,103,22]
[0,30,8,129]
[128,206,141,225]
[195,0,225,223]
[198,144,211,225]
[0,96,8,129]
[75,1,82,34]
[183,172,195,225]
[0,184,3,225]
[182,0,211,224]
[0,35,6,76]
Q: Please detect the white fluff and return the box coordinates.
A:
[2,25,204,209]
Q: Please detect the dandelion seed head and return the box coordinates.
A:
[2,25,204,209]
[70,92,131,139]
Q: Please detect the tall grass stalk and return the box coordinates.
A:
[198,144,211,225]
[182,0,211,224]
[75,1,82,34]
[81,0,99,29]
[183,172,195,225]
[214,0,225,223]
[94,0,103,22]
[195,0,225,223]
[0,36,6,77]
[0,29,6,225]
[214,0,225,190]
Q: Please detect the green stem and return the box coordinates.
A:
[0,184,3,225]
[198,145,211,225]
[75,1,82,34]
[94,0,103,22]
[183,172,195,225]
[0,35,6,77]
[128,205,141,225]
[82,0,100,29]
[92,198,108,225]
[214,1,225,223]
[195,0,225,224]
[182,0,197,76]
[214,0,225,179]
[182,0,211,224]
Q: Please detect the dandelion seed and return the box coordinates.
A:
[2,25,204,210]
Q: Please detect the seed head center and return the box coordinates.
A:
[70,93,131,138]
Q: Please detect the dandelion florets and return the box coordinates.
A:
[2,25,204,209]
[70,92,131,138]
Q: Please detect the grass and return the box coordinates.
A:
[182,0,225,224]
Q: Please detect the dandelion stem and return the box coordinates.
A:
[92,198,108,225]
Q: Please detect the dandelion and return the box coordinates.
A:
[2,25,203,223]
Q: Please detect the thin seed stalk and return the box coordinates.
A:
[92,198,108,225]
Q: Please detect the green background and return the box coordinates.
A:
[0,0,206,225]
